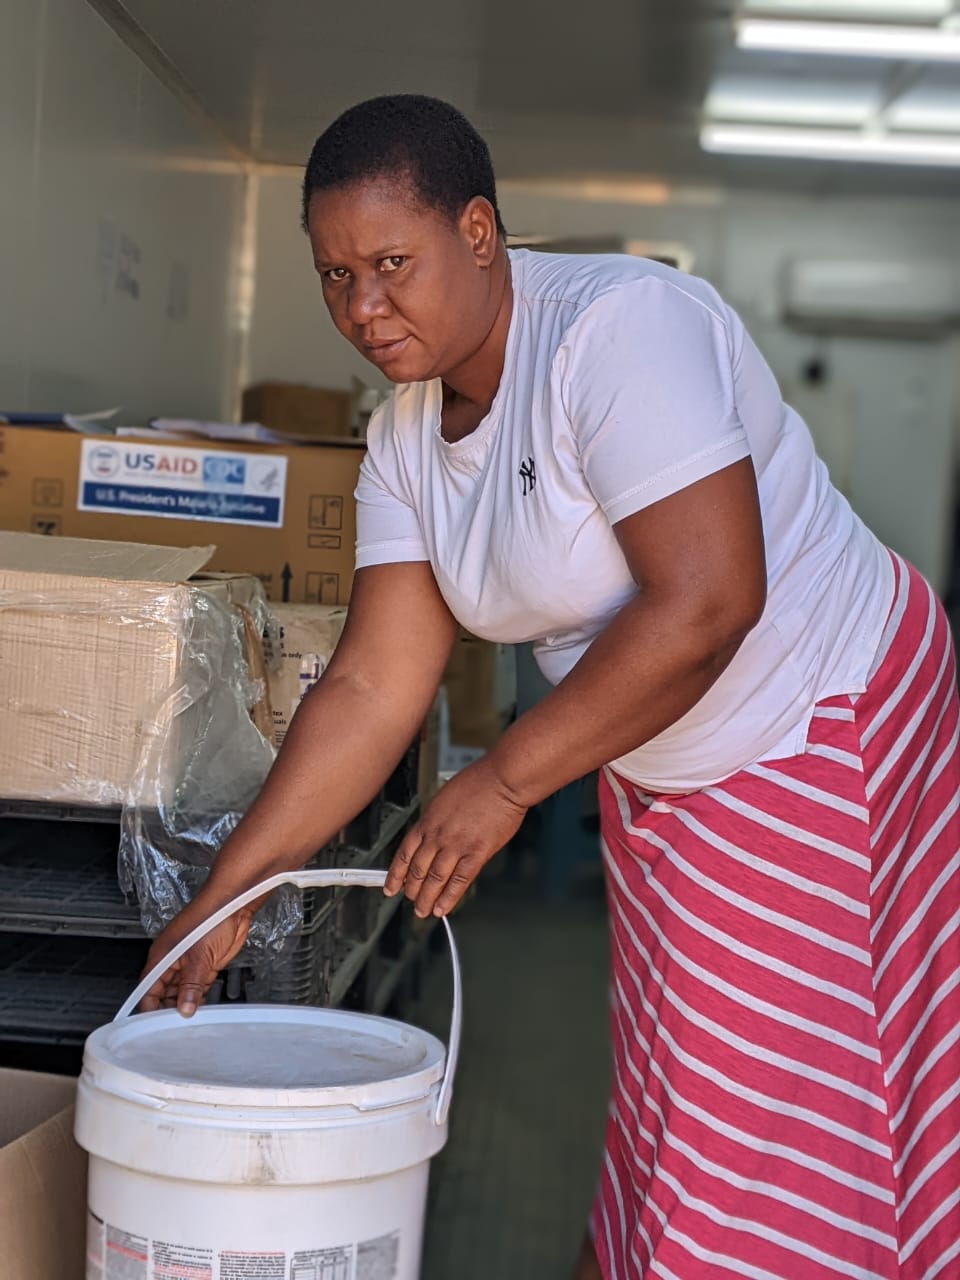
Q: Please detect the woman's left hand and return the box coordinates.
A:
[385,757,528,917]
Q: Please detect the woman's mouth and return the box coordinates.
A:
[364,336,410,364]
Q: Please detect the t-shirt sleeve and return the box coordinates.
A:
[354,402,429,569]
[559,277,751,526]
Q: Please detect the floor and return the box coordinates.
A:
[410,859,612,1280]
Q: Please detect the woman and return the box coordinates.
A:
[143,95,960,1279]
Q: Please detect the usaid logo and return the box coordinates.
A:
[89,445,121,478]
[202,456,246,487]
[124,451,198,475]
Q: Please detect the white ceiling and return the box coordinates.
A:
[95,0,960,195]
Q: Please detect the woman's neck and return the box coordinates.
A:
[440,250,513,427]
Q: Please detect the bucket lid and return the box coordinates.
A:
[82,1004,446,1112]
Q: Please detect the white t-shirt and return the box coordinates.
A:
[355,249,894,792]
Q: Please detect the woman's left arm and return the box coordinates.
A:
[385,455,767,917]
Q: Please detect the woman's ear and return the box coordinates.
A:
[460,197,500,267]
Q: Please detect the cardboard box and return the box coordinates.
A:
[241,382,353,438]
[442,630,517,750]
[0,532,268,807]
[0,1068,86,1280]
[0,424,365,604]
[265,603,349,747]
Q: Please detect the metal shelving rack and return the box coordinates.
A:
[0,754,433,1049]
[0,817,147,1045]
[242,798,423,1007]
[0,933,147,1045]
[0,828,143,939]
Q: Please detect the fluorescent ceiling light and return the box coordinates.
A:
[705,78,877,125]
[740,0,953,15]
[701,122,960,164]
[887,98,960,129]
[736,19,960,59]
[706,92,872,123]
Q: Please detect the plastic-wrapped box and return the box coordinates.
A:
[0,533,270,808]
[0,532,295,954]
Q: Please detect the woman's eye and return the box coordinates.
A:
[380,256,406,273]
[324,268,348,283]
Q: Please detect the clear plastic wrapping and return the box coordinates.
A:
[117,583,302,957]
[0,536,300,955]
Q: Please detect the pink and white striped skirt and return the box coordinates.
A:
[592,553,960,1279]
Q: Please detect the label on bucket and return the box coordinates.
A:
[356,1234,400,1279]
[86,1214,400,1280]
[290,1248,351,1279]
[155,1242,214,1279]
[219,1254,284,1279]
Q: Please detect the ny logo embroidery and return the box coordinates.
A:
[519,456,537,497]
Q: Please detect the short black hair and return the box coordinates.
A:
[301,95,505,238]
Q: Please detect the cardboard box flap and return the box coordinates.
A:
[0,531,213,583]
[0,1070,87,1280]
[0,1069,77,1146]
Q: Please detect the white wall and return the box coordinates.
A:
[251,172,959,589]
[0,0,247,422]
[717,193,959,593]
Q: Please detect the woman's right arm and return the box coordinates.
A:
[139,560,456,1014]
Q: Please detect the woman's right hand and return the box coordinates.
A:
[139,901,254,1018]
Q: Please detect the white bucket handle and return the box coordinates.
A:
[114,868,461,1128]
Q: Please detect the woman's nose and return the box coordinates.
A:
[347,277,391,326]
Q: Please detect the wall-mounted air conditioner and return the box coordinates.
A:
[782,259,960,337]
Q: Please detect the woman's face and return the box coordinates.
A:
[306,176,499,384]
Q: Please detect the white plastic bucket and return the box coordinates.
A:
[75,868,461,1280]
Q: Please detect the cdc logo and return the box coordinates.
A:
[89,445,121,478]
[202,456,246,487]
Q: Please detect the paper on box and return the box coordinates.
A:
[266,603,348,747]
[78,437,288,528]
[0,1069,86,1280]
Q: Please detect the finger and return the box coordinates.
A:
[176,979,209,1019]
[414,847,466,919]
[385,826,425,896]
[177,950,218,1018]
[138,963,179,1013]
[220,919,251,969]
[431,857,482,917]
[160,980,181,1009]
[403,838,444,913]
